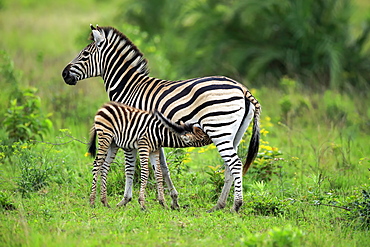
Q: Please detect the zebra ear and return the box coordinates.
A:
[91,25,105,47]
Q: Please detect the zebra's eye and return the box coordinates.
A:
[82,51,90,56]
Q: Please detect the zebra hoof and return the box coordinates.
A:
[170,201,180,210]
[233,200,243,213]
[207,201,226,212]
[117,197,132,207]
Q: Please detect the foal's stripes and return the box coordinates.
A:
[88,101,211,209]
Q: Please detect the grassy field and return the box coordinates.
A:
[1,0,370,246]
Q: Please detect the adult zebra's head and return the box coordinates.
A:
[62,25,149,86]
[62,25,105,85]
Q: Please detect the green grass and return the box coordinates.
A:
[1,89,369,246]
[1,0,370,246]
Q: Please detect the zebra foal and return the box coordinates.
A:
[88,101,210,209]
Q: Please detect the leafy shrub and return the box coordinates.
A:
[14,144,52,197]
[244,181,289,216]
[165,147,191,176]
[3,87,53,143]
[3,141,75,198]
[346,188,370,229]
[0,191,16,211]
[0,50,20,86]
[246,197,287,216]
[240,225,303,247]
[238,115,284,182]
[206,165,225,202]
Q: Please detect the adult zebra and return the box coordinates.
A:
[62,25,261,212]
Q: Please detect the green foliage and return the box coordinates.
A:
[165,147,190,176]
[346,188,370,229]
[244,181,289,216]
[237,115,284,182]
[205,165,224,201]
[252,145,283,182]
[11,142,52,197]
[241,225,304,247]
[2,141,84,198]
[118,0,370,89]
[0,191,15,211]
[3,87,53,143]
[0,50,20,86]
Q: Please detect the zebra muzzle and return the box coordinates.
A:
[62,64,77,85]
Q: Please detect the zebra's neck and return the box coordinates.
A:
[99,27,150,99]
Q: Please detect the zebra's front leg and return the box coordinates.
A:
[159,148,179,210]
[100,144,119,208]
[150,151,167,209]
[117,149,137,207]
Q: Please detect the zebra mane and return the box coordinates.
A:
[90,26,150,76]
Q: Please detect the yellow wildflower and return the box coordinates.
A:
[260,128,269,136]
[260,144,273,151]
[261,140,269,145]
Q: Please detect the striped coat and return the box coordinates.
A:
[62,25,261,212]
[88,101,210,209]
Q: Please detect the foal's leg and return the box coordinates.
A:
[100,143,119,207]
[90,158,102,207]
[90,135,112,206]
[117,149,137,207]
[138,144,150,210]
[150,150,167,208]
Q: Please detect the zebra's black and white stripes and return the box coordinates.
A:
[63,25,261,212]
[88,101,210,209]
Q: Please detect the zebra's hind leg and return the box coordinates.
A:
[212,141,244,212]
[159,148,179,210]
[150,151,167,209]
[100,143,119,208]
[117,149,137,207]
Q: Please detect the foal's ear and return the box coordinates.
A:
[193,126,203,135]
[90,24,105,47]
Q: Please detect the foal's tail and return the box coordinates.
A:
[243,90,261,175]
[88,126,97,158]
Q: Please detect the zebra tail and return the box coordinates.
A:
[154,110,191,135]
[88,126,97,158]
[243,104,261,176]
